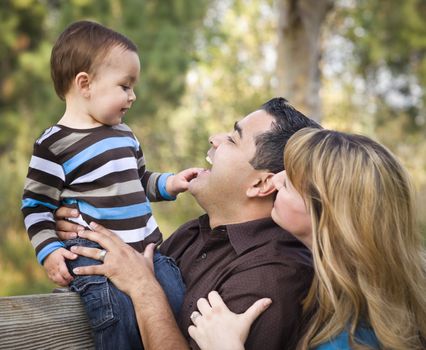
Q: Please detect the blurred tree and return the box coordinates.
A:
[0,0,50,155]
[276,0,334,121]
[339,0,426,134]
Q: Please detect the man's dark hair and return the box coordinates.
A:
[250,97,322,173]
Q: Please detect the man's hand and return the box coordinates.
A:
[188,291,272,350]
[70,222,157,298]
[55,207,85,240]
[71,222,189,350]
[166,168,204,197]
[43,248,77,286]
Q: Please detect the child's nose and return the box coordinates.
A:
[129,89,136,101]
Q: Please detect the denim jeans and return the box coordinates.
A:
[65,238,185,350]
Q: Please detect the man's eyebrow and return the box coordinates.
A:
[234,121,243,138]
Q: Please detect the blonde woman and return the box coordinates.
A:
[189,128,426,350]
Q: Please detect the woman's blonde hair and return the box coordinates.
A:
[284,128,426,349]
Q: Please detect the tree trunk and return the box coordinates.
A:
[276,0,333,121]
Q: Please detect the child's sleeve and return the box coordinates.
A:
[22,141,65,264]
[136,144,176,202]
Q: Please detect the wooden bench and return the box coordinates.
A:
[0,291,94,349]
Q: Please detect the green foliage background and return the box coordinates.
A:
[0,0,425,295]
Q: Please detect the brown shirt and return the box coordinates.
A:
[160,214,314,350]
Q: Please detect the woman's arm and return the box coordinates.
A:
[67,221,189,350]
[188,291,271,350]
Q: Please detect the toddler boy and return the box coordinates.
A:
[22,20,199,349]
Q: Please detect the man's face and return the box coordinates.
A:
[189,110,274,211]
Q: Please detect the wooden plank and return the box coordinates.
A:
[0,292,94,349]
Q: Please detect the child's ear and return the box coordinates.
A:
[74,72,90,98]
[246,173,276,198]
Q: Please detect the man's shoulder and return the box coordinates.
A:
[159,215,204,254]
[166,214,207,239]
[175,215,204,232]
[231,244,313,279]
[228,217,312,267]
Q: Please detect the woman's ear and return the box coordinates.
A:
[74,72,90,98]
[246,173,276,198]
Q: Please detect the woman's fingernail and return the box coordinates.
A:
[90,222,97,229]
[73,268,80,274]
[70,233,77,239]
[71,209,78,216]
[70,246,77,252]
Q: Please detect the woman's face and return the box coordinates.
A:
[271,171,312,246]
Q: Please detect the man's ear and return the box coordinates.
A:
[74,72,91,98]
[246,172,276,198]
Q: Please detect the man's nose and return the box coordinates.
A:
[209,133,227,148]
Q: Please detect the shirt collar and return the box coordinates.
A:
[198,214,298,256]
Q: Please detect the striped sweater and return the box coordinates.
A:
[22,123,174,264]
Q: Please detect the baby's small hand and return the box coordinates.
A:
[166,168,204,196]
[43,247,77,287]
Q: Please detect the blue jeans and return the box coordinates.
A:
[65,238,185,350]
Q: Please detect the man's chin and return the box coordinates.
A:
[188,177,209,201]
[188,169,210,191]
[188,177,200,195]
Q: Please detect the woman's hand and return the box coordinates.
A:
[188,291,272,350]
[69,222,157,297]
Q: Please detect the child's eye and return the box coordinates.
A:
[121,85,130,91]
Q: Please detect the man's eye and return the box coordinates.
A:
[226,136,235,144]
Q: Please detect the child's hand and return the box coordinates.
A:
[43,248,77,287]
[166,168,204,196]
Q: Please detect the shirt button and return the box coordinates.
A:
[201,252,207,259]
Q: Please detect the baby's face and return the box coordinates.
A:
[87,46,140,126]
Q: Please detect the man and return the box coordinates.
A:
[57,97,321,349]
